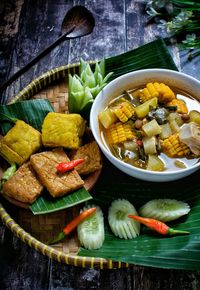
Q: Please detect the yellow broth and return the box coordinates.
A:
[99,87,200,172]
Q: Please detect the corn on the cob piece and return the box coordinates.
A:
[106,122,135,144]
[112,101,134,123]
[166,99,188,114]
[162,133,190,157]
[140,82,175,103]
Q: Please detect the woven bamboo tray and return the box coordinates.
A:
[0,63,129,269]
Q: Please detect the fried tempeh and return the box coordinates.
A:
[2,162,44,204]
[69,141,102,175]
[30,148,84,198]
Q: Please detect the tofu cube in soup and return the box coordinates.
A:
[2,162,44,204]
[30,148,84,198]
[42,112,86,149]
[70,141,102,175]
[0,120,42,165]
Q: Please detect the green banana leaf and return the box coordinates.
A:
[30,187,92,215]
[0,99,92,214]
[0,99,54,135]
[105,38,178,80]
[78,159,200,270]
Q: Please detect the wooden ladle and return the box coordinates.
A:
[0,5,95,93]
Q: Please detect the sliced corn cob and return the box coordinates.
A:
[106,122,135,144]
[140,82,175,103]
[146,83,159,98]
[162,133,190,157]
[112,101,134,123]
[166,99,188,114]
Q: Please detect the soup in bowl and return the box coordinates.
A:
[90,69,200,182]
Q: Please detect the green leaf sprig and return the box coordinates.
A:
[145,0,200,59]
[68,59,113,116]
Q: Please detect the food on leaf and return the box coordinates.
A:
[108,199,140,239]
[139,199,191,222]
[30,148,84,198]
[56,159,85,173]
[68,59,113,115]
[69,141,102,175]
[2,162,44,204]
[179,122,200,155]
[0,120,42,165]
[0,99,54,135]
[48,207,96,245]
[77,204,105,250]
[42,112,86,149]
[128,215,190,236]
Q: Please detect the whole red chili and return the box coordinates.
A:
[128,215,190,235]
[56,158,84,173]
[48,207,96,244]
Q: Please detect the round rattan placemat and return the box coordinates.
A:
[0,62,129,269]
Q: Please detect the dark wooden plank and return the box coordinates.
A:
[180,49,200,80]
[68,0,126,63]
[0,232,50,290]
[0,1,24,90]
[1,0,73,103]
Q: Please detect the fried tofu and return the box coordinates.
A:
[30,148,84,198]
[2,162,44,204]
[41,112,86,149]
[69,141,102,175]
[0,120,42,165]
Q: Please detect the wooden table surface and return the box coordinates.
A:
[0,1,200,289]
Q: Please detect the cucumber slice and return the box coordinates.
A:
[108,199,140,239]
[139,199,191,222]
[77,204,104,250]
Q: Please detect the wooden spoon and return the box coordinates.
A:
[0,5,95,93]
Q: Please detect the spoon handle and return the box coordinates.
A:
[0,27,75,94]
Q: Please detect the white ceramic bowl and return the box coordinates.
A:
[90,69,200,182]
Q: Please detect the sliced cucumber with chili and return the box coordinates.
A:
[77,204,104,250]
[108,199,140,239]
[139,199,191,222]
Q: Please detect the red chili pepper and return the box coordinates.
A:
[48,207,96,244]
[56,158,84,173]
[63,207,96,235]
[128,215,190,236]
[136,140,143,146]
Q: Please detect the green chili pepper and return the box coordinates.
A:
[0,163,17,190]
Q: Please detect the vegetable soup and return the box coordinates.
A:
[98,82,200,172]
